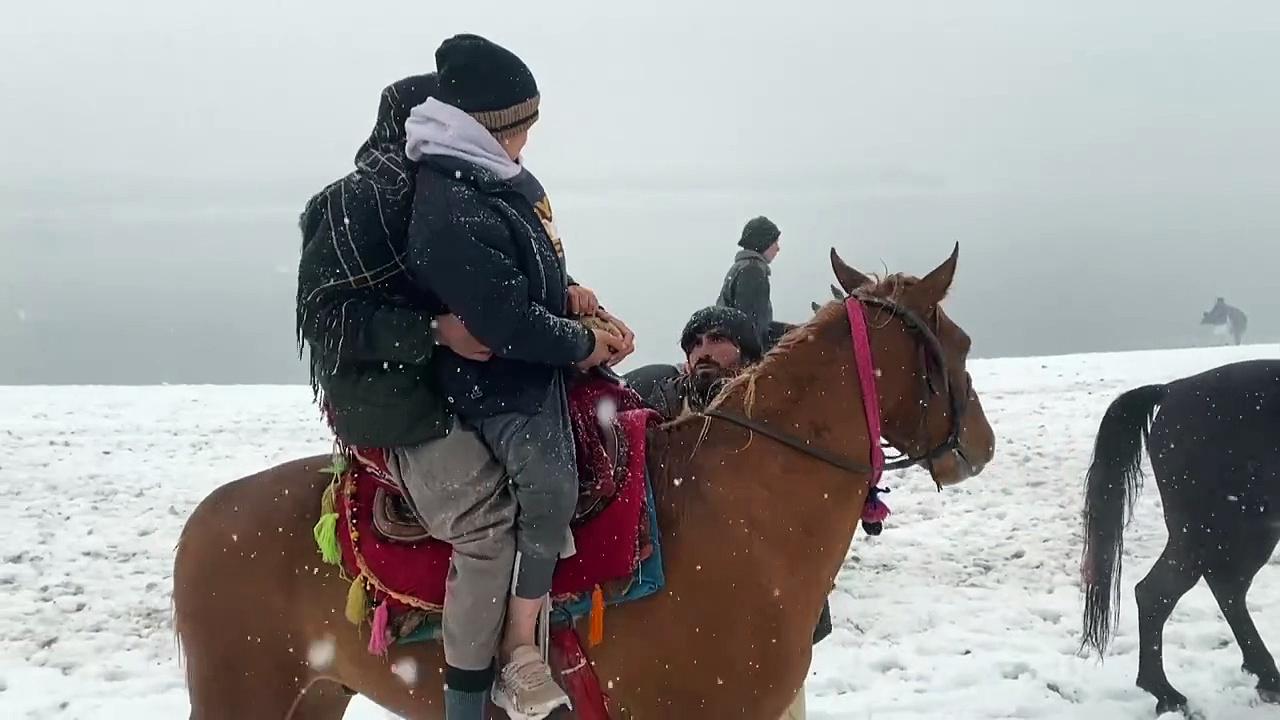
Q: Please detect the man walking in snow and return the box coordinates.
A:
[716,215,787,349]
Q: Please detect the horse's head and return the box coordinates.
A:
[828,244,995,486]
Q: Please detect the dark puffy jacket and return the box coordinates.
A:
[624,364,683,418]
[296,73,452,448]
[406,156,592,419]
[715,250,773,347]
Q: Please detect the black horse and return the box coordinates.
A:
[1080,359,1280,715]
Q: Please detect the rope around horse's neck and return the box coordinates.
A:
[700,406,876,475]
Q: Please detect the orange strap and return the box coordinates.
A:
[588,585,605,647]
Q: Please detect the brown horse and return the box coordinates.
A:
[173,245,996,719]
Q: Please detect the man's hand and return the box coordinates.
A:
[597,308,636,366]
[577,328,626,370]
[567,285,600,317]
[434,314,492,361]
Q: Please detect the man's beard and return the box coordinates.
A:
[683,361,735,412]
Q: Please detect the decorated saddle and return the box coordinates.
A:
[312,375,664,656]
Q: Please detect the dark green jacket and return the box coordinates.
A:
[301,293,451,448]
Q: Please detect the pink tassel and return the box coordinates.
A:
[861,486,891,524]
[367,602,391,656]
[862,498,890,524]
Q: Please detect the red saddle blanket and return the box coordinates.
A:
[328,376,659,627]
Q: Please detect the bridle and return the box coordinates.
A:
[702,293,971,479]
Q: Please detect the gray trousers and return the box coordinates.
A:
[387,374,578,669]
[474,373,578,600]
[388,417,517,672]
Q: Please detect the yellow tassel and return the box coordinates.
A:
[345,576,368,625]
[588,585,605,647]
[312,513,341,566]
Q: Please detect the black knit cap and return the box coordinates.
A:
[738,216,781,253]
[435,34,540,139]
[680,306,763,363]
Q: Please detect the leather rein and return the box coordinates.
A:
[702,293,969,477]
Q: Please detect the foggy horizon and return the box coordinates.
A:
[3,0,1277,384]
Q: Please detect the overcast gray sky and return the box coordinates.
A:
[2,1,1278,383]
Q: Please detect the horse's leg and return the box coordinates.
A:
[286,679,355,720]
[176,468,343,720]
[1134,538,1202,715]
[185,650,309,720]
[1203,532,1280,702]
[779,684,806,720]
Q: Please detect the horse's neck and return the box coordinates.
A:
[661,322,872,577]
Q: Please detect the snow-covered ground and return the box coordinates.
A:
[2,343,1278,719]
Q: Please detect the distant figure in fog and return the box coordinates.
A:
[1201,297,1248,345]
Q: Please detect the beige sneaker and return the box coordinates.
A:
[491,645,571,720]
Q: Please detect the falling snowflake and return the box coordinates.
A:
[307,636,336,670]
[596,396,618,427]
[392,658,419,686]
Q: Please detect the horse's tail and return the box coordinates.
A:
[1080,383,1164,658]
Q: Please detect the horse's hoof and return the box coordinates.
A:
[1259,687,1280,705]
[1154,705,1202,720]
[1154,698,1189,718]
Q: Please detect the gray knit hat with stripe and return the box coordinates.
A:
[435,34,540,139]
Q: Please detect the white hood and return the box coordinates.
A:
[404,98,523,180]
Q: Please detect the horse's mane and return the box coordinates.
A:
[650,269,944,530]
[707,273,919,414]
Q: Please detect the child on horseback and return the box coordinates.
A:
[402,34,630,720]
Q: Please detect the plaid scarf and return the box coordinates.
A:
[296,75,437,397]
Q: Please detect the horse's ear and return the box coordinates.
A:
[907,242,960,308]
[829,284,845,301]
[811,301,822,313]
[831,248,872,293]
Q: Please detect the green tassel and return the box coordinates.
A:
[313,512,341,566]
[322,450,348,480]
[345,576,369,625]
[320,481,336,517]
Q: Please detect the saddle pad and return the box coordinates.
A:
[335,404,658,615]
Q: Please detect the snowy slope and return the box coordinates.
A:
[1,344,1278,719]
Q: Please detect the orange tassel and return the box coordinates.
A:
[588,585,605,647]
